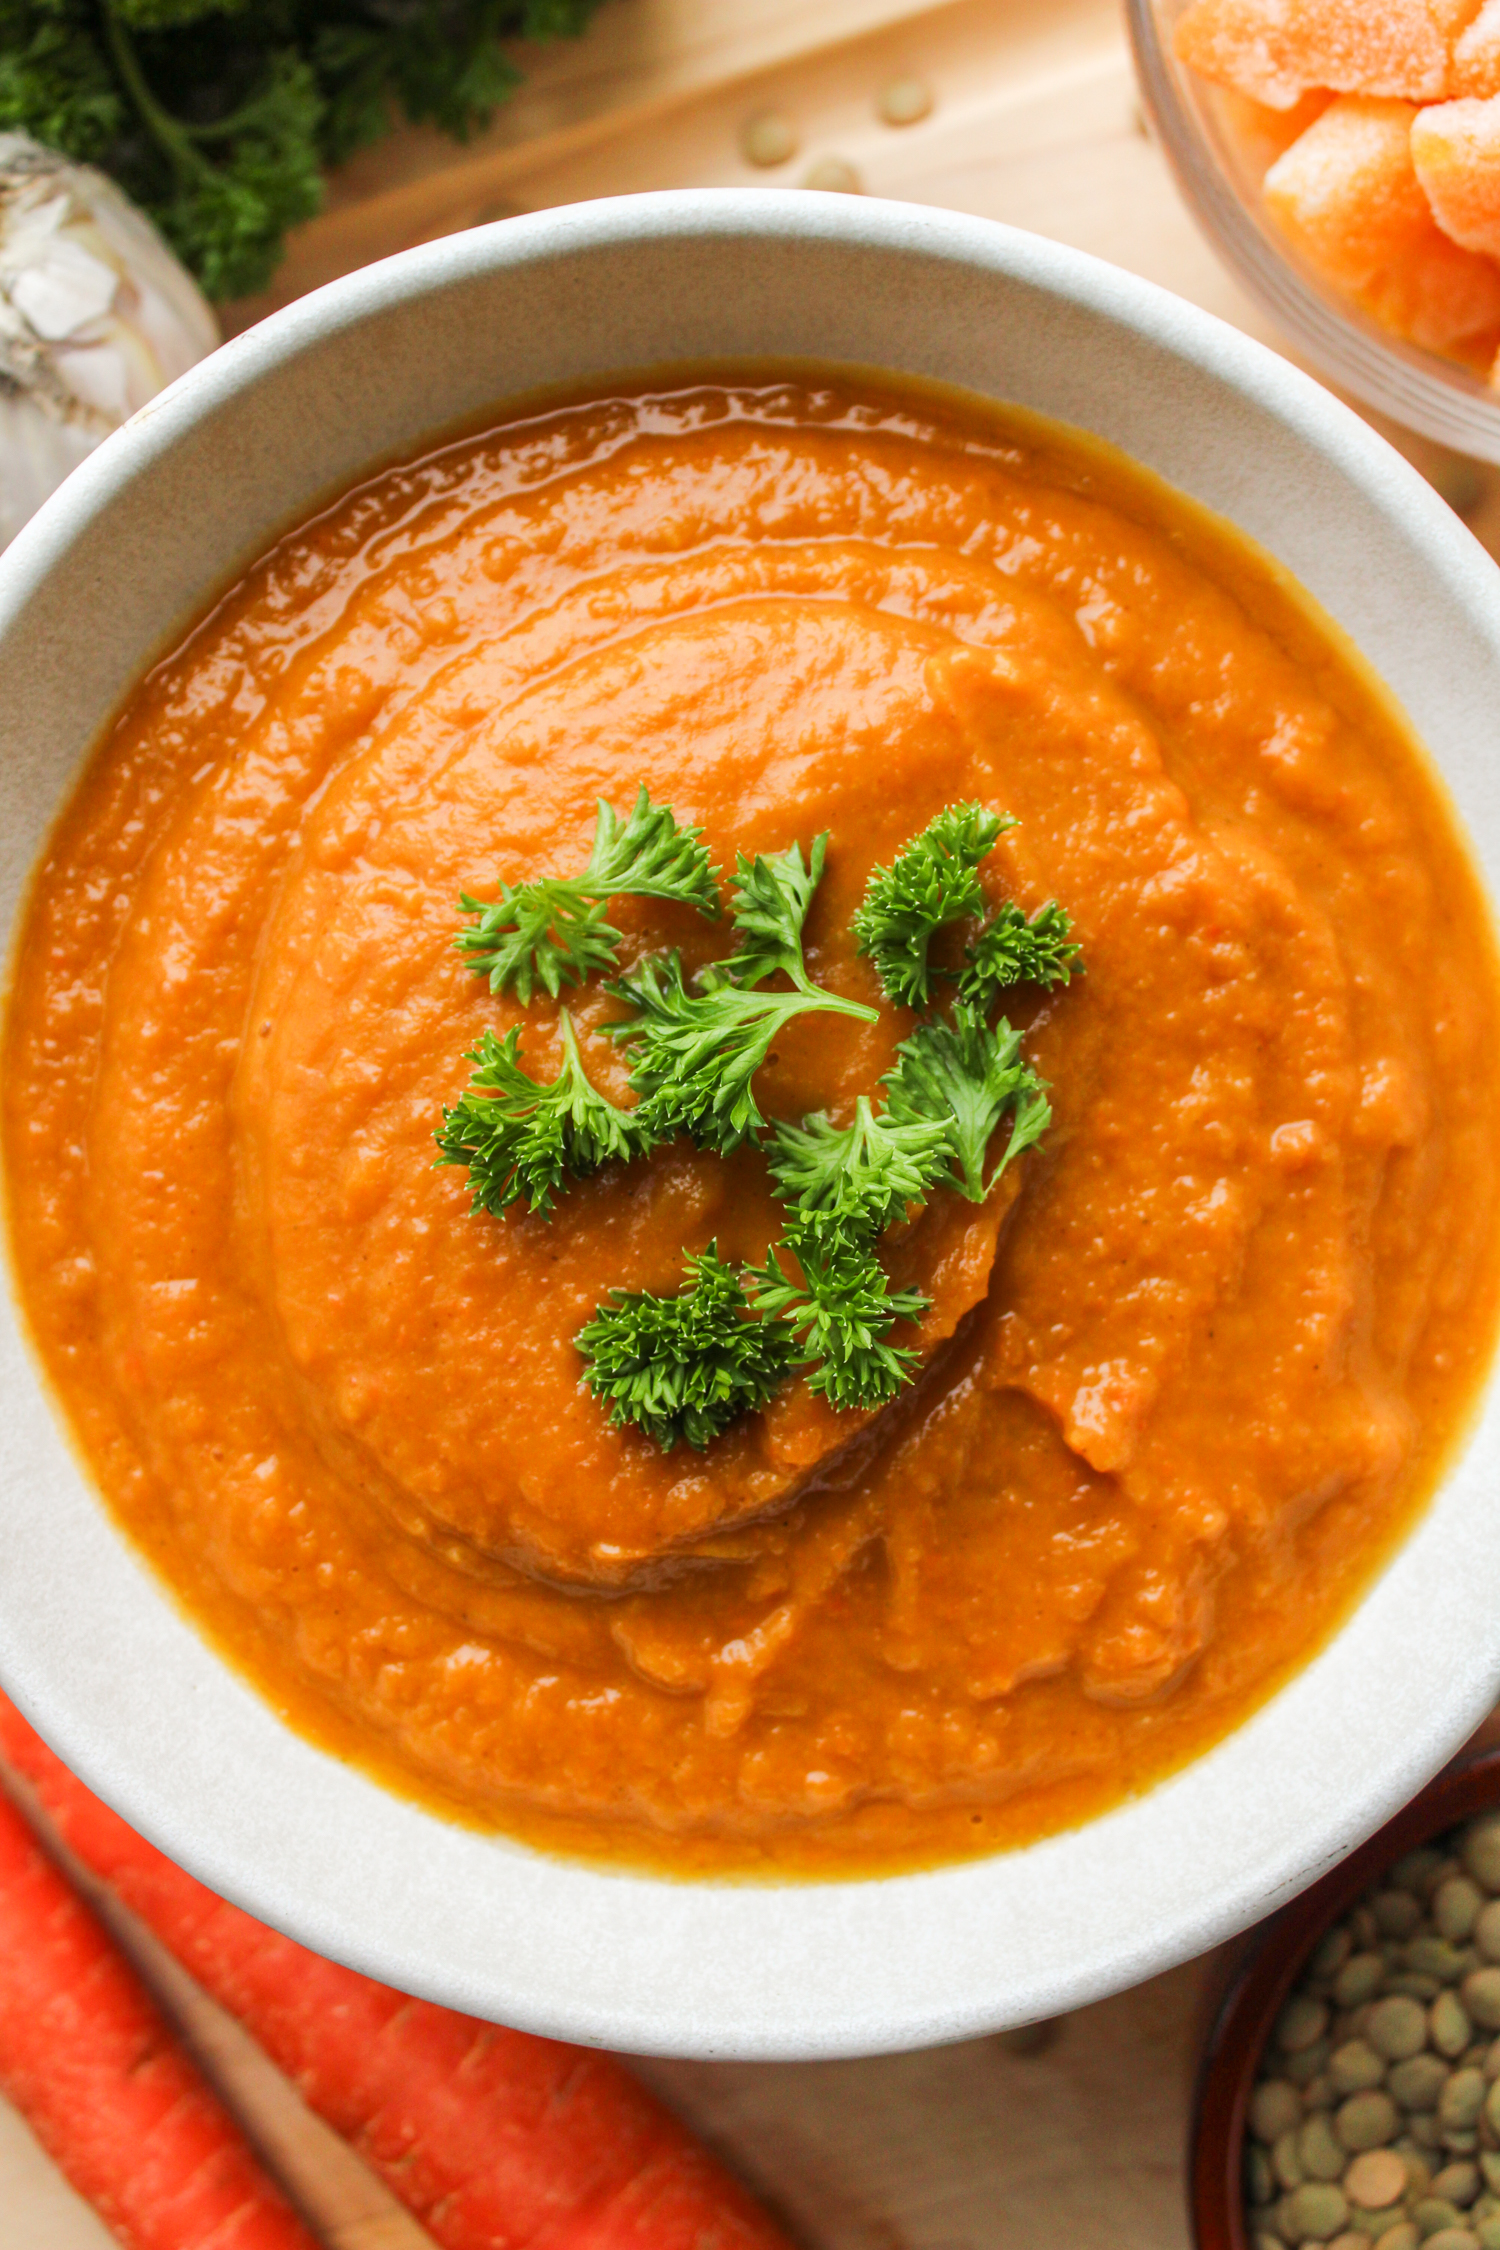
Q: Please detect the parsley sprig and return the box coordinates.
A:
[958,901,1082,1010]
[852,802,1011,1008]
[457,787,720,1005]
[885,1005,1052,1203]
[609,835,879,1154]
[435,1009,647,1217]
[746,1214,928,1412]
[0,0,605,303]
[577,1245,797,1453]
[767,1097,951,1239]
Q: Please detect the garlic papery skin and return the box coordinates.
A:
[0,133,217,549]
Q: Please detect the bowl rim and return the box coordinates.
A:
[4,188,1500,2060]
[1189,1745,1500,2249]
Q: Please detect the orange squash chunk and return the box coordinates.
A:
[1265,94,1500,346]
[1413,95,1500,256]
[1455,0,1500,98]
[1175,0,1450,111]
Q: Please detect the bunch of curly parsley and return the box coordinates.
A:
[0,0,602,302]
[437,789,1082,1453]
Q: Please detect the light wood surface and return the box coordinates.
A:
[7,1,1499,2243]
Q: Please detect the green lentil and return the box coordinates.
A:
[1422,2233,1479,2250]
[1465,1824,1500,1895]
[1392,2057,1453,2112]
[1341,2094,1402,2152]
[1335,2044,1390,2095]
[1290,2043,1335,2086]
[1315,1929,1357,1979]
[1433,2166,1482,2209]
[1374,2230,1420,2250]
[1439,1886,1486,1945]
[1283,1998,1336,2053]
[1249,2144,1277,2204]
[1304,2114,1349,2179]
[1434,1996,1473,2059]
[1371,2000,1433,2062]
[1291,2183,1352,2239]
[1486,2082,1500,2138]
[1395,1853,1448,1897]
[1256,2082,1307,2141]
[1475,1907,1500,1966]
[1412,1941,1470,1985]
[1483,2155,1500,2193]
[1379,1894,1427,1940]
[1392,1978,1447,2004]
[1467,1975,1500,2033]
[1277,2126,1308,2188]
[1412,2200,1466,2234]
[1441,2074,1488,2133]
[1341,1958,1392,2008]
[1477,2222,1500,2250]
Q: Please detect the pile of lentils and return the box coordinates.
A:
[1245,1811,1500,2250]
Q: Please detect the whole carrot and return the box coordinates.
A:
[0,1694,791,2250]
[0,1780,319,2250]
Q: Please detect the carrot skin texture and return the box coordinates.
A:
[0,1695,792,2250]
[0,1782,318,2250]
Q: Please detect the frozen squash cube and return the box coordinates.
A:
[1454,0,1500,97]
[1213,85,1334,181]
[1413,94,1500,254]
[1265,94,1500,346]
[1175,0,1450,110]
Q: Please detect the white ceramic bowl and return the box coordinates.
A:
[3,192,1500,2063]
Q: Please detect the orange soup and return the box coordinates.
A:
[7,371,1499,1875]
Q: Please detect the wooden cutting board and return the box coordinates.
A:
[6,1,1498,2242]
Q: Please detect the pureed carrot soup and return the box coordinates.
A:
[6,370,1500,1876]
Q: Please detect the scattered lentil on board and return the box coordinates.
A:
[1245,1815,1500,2248]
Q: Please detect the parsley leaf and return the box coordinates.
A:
[883,1003,1051,1203]
[609,950,878,1155]
[767,1096,951,1240]
[958,900,1081,1010]
[852,802,1012,1009]
[1,0,605,301]
[746,1213,928,1411]
[609,833,878,1154]
[724,834,827,991]
[435,1007,648,1217]
[456,787,720,1004]
[576,1243,797,1453]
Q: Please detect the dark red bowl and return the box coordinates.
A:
[1191,1744,1500,2249]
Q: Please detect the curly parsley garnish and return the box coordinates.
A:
[852,802,1012,1008]
[746,1213,929,1412]
[576,1245,798,1453]
[608,833,879,1154]
[884,1004,1052,1204]
[440,795,1080,1451]
[456,787,720,1004]
[958,901,1082,1010]
[435,1009,647,1217]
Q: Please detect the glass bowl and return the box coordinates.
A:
[1127,0,1500,463]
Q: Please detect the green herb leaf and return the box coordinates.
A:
[723,834,826,991]
[958,900,1082,1009]
[852,802,1013,1009]
[435,1008,648,1217]
[1,0,605,301]
[767,1095,951,1240]
[456,786,720,1004]
[746,1212,928,1411]
[576,1243,797,1453]
[883,1003,1050,1203]
[610,948,878,1155]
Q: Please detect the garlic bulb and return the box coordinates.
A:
[0,133,217,550]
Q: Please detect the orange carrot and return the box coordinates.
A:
[0,1780,318,2250]
[0,1694,790,2250]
